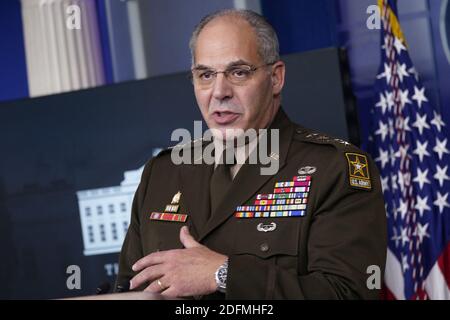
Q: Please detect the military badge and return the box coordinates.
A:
[298,166,317,175]
[256,222,277,232]
[171,191,182,204]
[149,190,188,222]
[345,153,372,190]
[164,204,179,213]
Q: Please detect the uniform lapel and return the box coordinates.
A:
[198,108,295,242]
[178,144,214,239]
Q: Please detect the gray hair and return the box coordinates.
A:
[189,9,280,66]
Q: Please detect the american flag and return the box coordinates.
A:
[369,0,450,299]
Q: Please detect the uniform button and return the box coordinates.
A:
[260,242,269,252]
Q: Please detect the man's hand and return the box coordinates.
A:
[129,226,227,298]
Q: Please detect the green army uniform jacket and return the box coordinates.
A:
[116,108,387,299]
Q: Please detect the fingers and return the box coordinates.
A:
[132,251,165,272]
[179,226,201,249]
[146,277,179,298]
[130,264,165,290]
[160,286,178,298]
[144,276,170,293]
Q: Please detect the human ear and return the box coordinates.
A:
[271,61,285,95]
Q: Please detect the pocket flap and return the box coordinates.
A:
[232,219,300,259]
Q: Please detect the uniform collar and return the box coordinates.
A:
[210,106,293,167]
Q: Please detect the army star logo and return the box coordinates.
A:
[350,157,367,177]
[345,153,372,190]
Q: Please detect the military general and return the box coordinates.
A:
[116,9,387,299]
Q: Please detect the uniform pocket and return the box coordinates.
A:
[232,218,300,259]
[141,218,190,253]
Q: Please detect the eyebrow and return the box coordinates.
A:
[193,59,253,70]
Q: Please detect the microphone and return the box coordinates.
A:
[95,281,111,295]
[115,281,130,293]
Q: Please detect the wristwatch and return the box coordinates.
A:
[214,259,228,293]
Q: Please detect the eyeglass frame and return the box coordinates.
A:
[189,61,277,87]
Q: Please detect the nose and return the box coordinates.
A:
[211,73,233,101]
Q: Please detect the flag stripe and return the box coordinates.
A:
[437,242,450,290]
[425,259,450,300]
[385,249,405,300]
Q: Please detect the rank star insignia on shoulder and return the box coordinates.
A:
[151,138,207,159]
[171,137,206,150]
[295,127,354,149]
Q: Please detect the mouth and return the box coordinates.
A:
[211,111,241,125]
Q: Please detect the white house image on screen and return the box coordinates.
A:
[76,149,162,256]
[76,166,144,256]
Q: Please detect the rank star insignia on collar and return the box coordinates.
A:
[345,153,372,190]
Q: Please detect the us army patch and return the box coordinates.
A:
[345,153,372,190]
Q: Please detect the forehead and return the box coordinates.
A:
[194,16,261,68]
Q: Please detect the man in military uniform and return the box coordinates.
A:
[116,9,387,299]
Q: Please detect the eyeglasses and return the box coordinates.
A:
[190,62,275,88]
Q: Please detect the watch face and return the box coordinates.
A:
[215,260,228,291]
[218,268,227,285]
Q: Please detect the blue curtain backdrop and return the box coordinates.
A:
[0,0,28,101]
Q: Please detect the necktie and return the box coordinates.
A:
[209,149,235,217]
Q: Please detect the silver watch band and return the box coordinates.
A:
[215,259,228,293]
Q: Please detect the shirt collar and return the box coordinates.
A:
[213,134,260,166]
